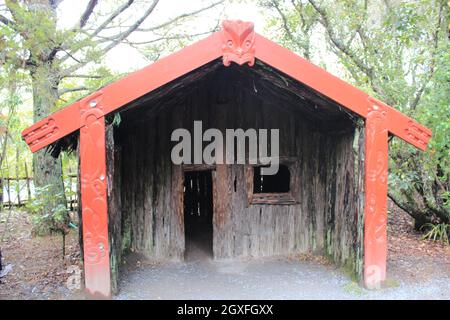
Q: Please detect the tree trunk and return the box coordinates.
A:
[31,66,67,232]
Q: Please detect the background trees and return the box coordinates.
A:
[0,0,223,233]
[260,0,449,238]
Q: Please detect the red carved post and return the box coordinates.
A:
[79,96,111,297]
[364,99,388,289]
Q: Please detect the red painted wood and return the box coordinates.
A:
[253,34,431,150]
[22,21,431,153]
[254,34,369,118]
[79,106,111,298]
[22,32,223,153]
[369,97,432,150]
[364,101,389,289]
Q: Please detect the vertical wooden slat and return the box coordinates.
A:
[110,67,365,283]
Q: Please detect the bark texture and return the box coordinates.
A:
[31,68,67,232]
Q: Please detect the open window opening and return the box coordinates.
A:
[253,164,291,193]
[183,170,213,260]
[246,160,298,205]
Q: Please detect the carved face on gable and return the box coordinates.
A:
[221,20,255,67]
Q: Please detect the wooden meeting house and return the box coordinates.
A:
[22,20,431,297]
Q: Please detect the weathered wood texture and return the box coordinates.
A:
[106,125,122,294]
[108,64,365,282]
[77,141,83,259]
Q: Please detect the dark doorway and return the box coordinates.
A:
[183,170,213,260]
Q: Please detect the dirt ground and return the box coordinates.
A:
[387,201,450,283]
[0,201,448,300]
[0,210,82,299]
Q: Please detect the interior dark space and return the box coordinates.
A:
[112,59,359,133]
[183,170,214,260]
[253,164,290,193]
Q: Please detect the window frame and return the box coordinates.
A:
[245,157,300,206]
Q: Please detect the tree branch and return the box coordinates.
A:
[388,192,424,222]
[61,74,102,79]
[59,0,135,64]
[0,13,14,27]
[409,1,444,110]
[271,1,296,41]
[49,0,65,10]
[60,0,222,74]
[135,0,223,33]
[78,0,98,29]
[271,0,314,59]
[114,27,218,46]
[87,0,135,40]
[62,0,160,76]
[101,0,159,51]
[307,0,373,79]
[58,86,89,95]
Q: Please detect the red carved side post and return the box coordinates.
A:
[364,101,388,289]
[79,100,111,297]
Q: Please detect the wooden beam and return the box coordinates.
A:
[22,21,431,153]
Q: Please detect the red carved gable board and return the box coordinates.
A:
[22,20,431,152]
[222,20,255,66]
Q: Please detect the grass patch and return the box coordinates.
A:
[383,278,400,288]
[343,282,366,296]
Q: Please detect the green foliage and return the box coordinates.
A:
[421,223,449,244]
[26,185,69,236]
[388,36,449,226]
[261,0,449,228]
[343,281,365,296]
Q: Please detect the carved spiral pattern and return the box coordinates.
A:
[364,103,388,288]
[22,117,59,151]
[79,97,111,297]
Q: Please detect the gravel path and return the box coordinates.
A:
[115,255,450,300]
[115,202,449,300]
[2,202,448,300]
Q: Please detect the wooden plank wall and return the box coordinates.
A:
[108,67,365,287]
[106,125,123,293]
